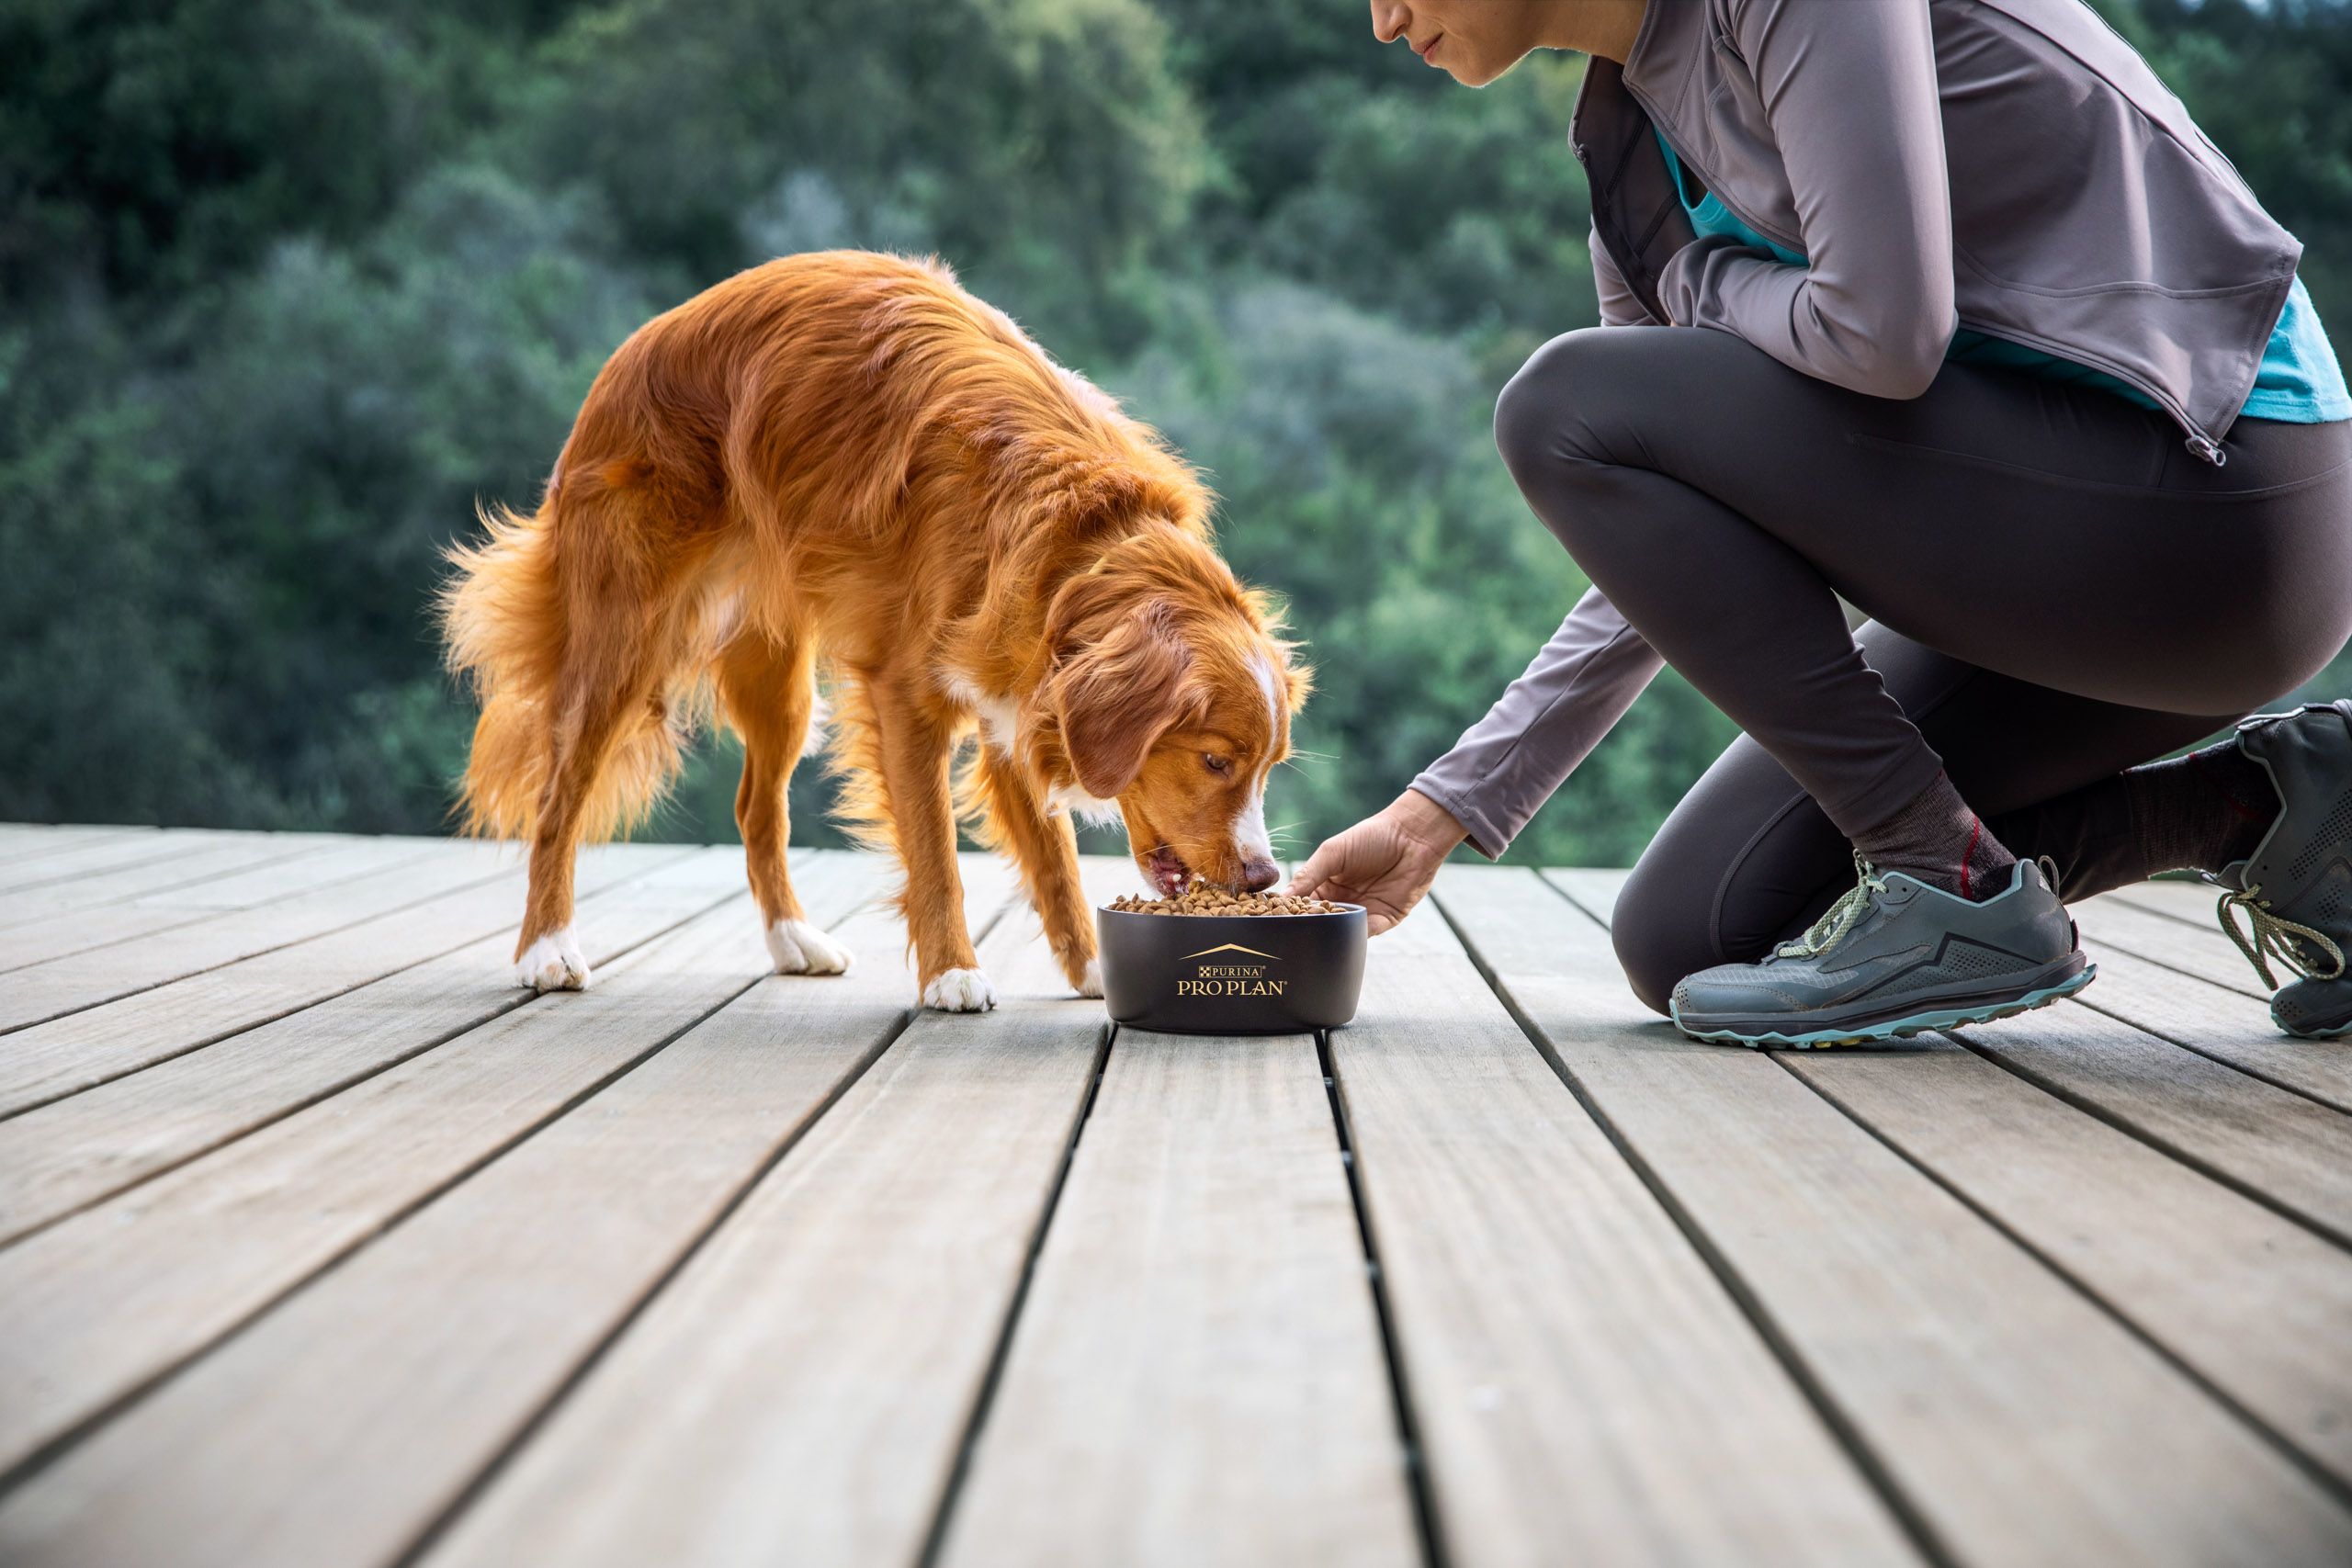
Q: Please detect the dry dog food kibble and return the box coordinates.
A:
[1106,886,1345,917]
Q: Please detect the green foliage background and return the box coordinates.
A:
[5,0,2348,862]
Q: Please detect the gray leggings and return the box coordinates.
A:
[1493,326,2352,1013]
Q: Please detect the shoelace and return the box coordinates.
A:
[2216,883,2347,989]
[1773,852,1887,961]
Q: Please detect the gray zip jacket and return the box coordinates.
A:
[1412,0,2306,859]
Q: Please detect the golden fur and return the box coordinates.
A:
[440,250,1308,1006]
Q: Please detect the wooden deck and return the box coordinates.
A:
[0,823,2348,1567]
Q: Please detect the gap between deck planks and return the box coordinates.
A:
[0,851,864,1486]
[1451,864,2352,1566]
[1335,881,1917,1566]
[0,834,413,973]
[412,861,1110,1568]
[933,911,1419,1565]
[0,831,338,933]
[0,825,155,872]
[0,836,510,1032]
[1555,870,2352,1247]
[0,840,686,1116]
[0,853,1023,1568]
[0,829,195,893]
[6,830,2348,1568]
[0,846,747,1246]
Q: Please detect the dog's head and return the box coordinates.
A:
[1030,531,1311,896]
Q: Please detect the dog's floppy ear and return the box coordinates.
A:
[1046,599,1199,800]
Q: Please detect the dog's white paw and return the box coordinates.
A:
[766,918,854,976]
[516,926,590,993]
[1075,957,1104,998]
[922,967,998,1012]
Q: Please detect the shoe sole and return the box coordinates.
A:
[1671,963,2098,1050]
[2280,1016,2352,1041]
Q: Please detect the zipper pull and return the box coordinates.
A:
[2185,432,2228,467]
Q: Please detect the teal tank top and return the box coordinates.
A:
[1652,130,2350,424]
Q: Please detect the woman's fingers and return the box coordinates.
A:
[1286,807,1444,934]
[1287,830,1359,898]
[1285,847,1331,898]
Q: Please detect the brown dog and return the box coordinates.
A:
[440,251,1308,1010]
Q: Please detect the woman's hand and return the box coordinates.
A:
[1290,788,1470,935]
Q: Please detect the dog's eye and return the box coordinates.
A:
[1203,753,1232,775]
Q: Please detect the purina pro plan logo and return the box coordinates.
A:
[1174,942,1287,998]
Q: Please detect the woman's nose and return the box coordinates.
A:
[1370,2,1410,46]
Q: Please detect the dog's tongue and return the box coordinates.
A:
[1148,849,1189,896]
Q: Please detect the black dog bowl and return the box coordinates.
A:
[1096,903,1367,1035]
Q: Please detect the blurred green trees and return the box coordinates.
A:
[4,0,2347,863]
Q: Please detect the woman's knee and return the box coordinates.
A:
[1610,761,1855,1014]
[1492,329,1614,496]
[1609,854,1718,1017]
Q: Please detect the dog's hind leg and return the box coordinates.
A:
[514,640,663,991]
[865,675,993,1011]
[968,745,1098,997]
[718,628,851,976]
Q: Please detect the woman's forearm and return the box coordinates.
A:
[1653,0,1956,399]
[1409,584,1664,859]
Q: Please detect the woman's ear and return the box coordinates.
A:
[1048,603,1196,800]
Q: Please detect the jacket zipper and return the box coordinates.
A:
[1942,319,2232,466]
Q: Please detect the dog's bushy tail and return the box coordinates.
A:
[438,497,692,842]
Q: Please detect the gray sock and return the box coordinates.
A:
[2120,736,2278,876]
[1854,769,2018,902]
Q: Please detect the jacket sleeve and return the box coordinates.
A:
[1656,0,1956,399]
[1592,223,1662,328]
[1409,585,1665,859]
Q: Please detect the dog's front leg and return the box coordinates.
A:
[868,676,994,1011]
[973,745,1099,997]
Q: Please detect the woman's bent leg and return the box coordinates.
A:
[1612,627,2245,1015]
[1494,327,2352,863]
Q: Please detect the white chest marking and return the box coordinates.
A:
[941,674,1023,755]
[1048,782,1125,829]
[1237,654,1283,860]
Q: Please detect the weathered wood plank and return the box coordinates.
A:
[0,838,501,1029]
[1440,862,2352,1567]
[141,837,471,912]
[1540,864,1634,918]
[1963,1003,2352,1249]
[2108,877,2225,925]
[417,866,1116,1568]
[0,837,454,976]
[938,1024,1418,1568]
[0,859,871,1480]
[0,835,334,933]
[1341,870,1915,1566]
[1554,869,2352,1241]
[2075,942,2352,1113]
[0,829,176,891]
[0,859,1015,1568]
[2075,894,2267,999]
[0,846,731,1245]
[0,841,682,1115]
[0,828,150,868]
[1789,1036,2352,1488]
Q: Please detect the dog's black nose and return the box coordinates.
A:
[1238,856,1281,892]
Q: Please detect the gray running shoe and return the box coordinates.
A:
[2270,977,2352,1041]
[1669,853,2094,1048]
[2210,699,2352,1038]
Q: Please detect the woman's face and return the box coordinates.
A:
[1368,1,1553,87]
